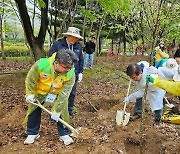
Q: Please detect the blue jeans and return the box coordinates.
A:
[83,53,94,68]
[27,106,70,136]
[134,98,142,114]
[68,76,78,114]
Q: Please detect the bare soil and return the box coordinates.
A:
[0,56,179,154]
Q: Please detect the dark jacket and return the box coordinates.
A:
[49,37,84,75]
[84,41,96,54]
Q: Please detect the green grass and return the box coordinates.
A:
[0,56,30,61]
[82,59,130,89]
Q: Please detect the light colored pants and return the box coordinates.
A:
[83,53,94,68]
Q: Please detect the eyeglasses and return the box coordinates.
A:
[60,64,72,70]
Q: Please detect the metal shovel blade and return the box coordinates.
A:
[116,110,130,126]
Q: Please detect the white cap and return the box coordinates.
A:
[162,58,178,70]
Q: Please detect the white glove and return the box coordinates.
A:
[26,94,36,103]
[147,66,158,75]
[123,97,130,105]
[51,111,60,122]
[78,73,83,83]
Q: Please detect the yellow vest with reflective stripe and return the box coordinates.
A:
[37,55,75,95]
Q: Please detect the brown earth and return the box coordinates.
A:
[0,56,180,154]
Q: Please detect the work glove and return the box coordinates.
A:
[51,111,60,122]
[146,66,158,75]
[123,97,130,105]
[78,73,83,83]
[146,75,154,83]
[26,94,36,103]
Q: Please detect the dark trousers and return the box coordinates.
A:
[68,76,78,114]
[134,97,162,121]
[134,98,143,114]
[27,106,70,136]
[154,109,163,121]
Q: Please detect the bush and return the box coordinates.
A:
[0,42,50,57]
[0,43,30,57]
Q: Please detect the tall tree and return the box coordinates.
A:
[15,0,48,61]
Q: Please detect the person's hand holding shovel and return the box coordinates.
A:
[51,111,60,122]
[26,94,36,103]
[146,75,154,83]
[123,97,130,105]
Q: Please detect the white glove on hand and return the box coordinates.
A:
[147,66,158,75]
[123,97,130,105]
[26,94,35,103]
[78,73,83,83]
[51,111,60,122]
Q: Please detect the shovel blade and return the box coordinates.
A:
[165,103,174,108]
[116,110,130,126]
[116,110,124,125]
[122,112,130,126]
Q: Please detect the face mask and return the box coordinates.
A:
[160,44,164,48]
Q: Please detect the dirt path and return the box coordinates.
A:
[0,56,179,154]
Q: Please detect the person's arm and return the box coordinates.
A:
[154,78,180,96]
[158,49,169,58]
[128,89,145,102]
[53,74,75,113]
[25,61,40,97]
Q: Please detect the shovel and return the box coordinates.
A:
[116,79,131,126]
[30,99,79,136]
[164,97,174,108]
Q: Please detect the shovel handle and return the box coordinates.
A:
[126,79,131,97]
[164,97,170,105]
[123,80,132,111]
[30,100,78,134]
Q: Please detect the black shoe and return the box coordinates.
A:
[130,113,141,121]
[154,119,160,128]
[69,111,74,118]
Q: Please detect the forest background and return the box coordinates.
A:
[0,0,179,62]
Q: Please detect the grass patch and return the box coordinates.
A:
[1,56,30,61]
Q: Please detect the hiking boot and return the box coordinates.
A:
[130,113,141,121]
[59,135,73,145]
[24,134,40,144]
[154,119,161,128]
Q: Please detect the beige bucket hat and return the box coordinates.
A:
[63,27,83,39]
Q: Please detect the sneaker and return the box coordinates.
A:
[59,135,73,145]
[24,134,40,144]
[129,113,141,121]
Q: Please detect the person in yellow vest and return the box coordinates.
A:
[154,41,169,65]
[24,49,78,146]
[146,76,180,96]
[146,62,180,96]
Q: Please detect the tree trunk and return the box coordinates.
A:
[140,11,144,56]
[15,0,48,61]
[96,14,106,56]
[111,39,114,53]
[150,0,163,64]
[118,36,121,53]
[0,15,5,59]
[123,30,126,53]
